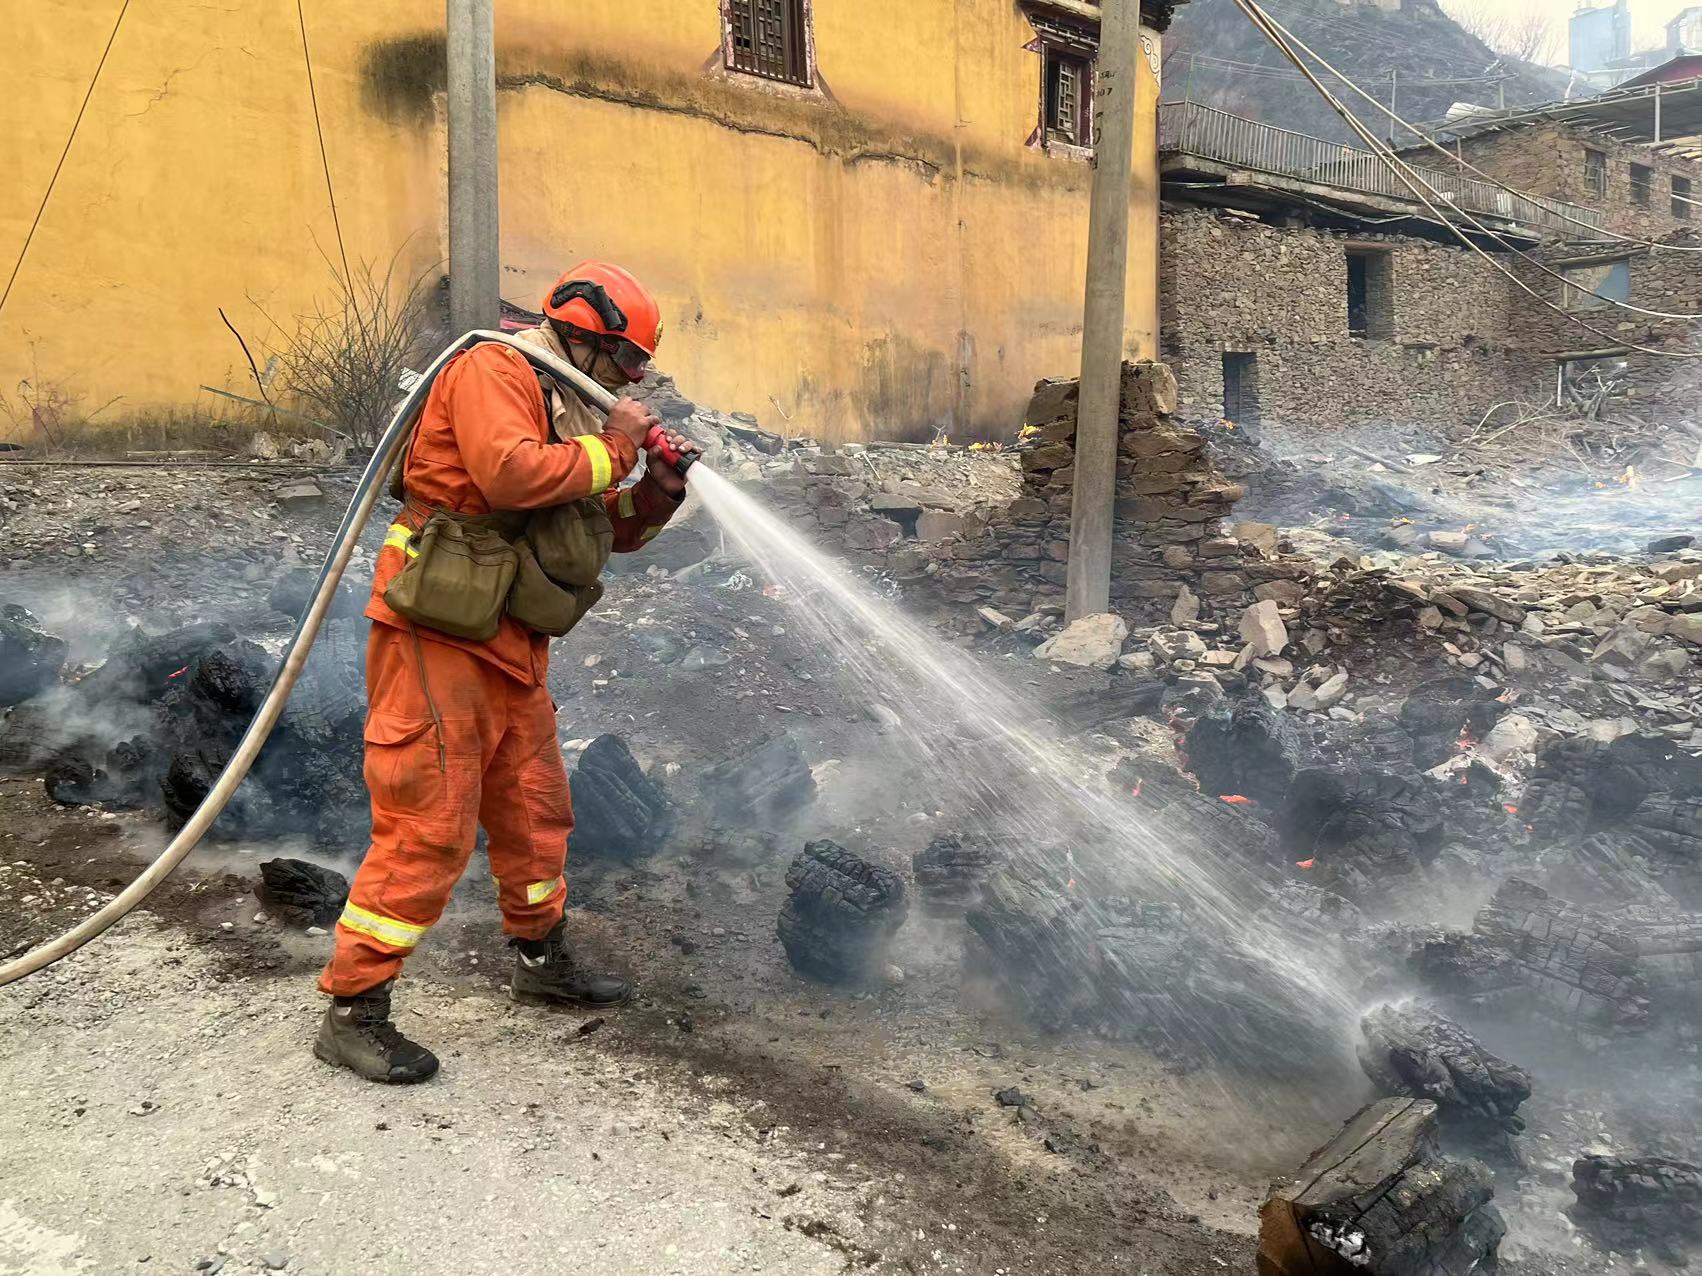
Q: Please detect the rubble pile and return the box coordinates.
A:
[776,840,908,983]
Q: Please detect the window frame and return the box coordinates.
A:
[1024,9,1101,158]
[1674,174,1693,221]
[1560,257,1632,312]
[1583,148,1608,199]
[1345,246,1395,340]
[721,0,815,90]
[1630,162,1653,208]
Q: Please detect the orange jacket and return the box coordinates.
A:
[365,340,680,685]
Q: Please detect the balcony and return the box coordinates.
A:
[1158,101,1605,240]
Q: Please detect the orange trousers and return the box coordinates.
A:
[319,624,573,997]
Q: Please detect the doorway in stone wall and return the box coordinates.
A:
[1222,351,1260,428]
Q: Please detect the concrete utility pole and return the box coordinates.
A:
[1065,0,1141,622]
[447,0,500,334]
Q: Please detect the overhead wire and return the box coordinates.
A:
[295,0,352,287]
[1254,7,1702,254]
[1245,4,1702,320]
[1230,0,1702,358]
[0,0,132,322]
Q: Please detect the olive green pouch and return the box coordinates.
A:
[383,513,519,642]
[505,538,586,637]
[526,498,614,588]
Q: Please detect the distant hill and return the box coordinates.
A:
[1164,0,1571,142]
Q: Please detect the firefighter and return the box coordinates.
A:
[314,261,698,1083]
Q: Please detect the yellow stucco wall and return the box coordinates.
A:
[1,1,1162,444]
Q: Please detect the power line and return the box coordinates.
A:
[0,0,132,322]
[296,0,351,287]
[1233,0,1702,358]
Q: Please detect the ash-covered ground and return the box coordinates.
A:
[0,415,1697,1274]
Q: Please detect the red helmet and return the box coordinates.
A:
[542,261,662,357]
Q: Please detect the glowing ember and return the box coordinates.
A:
[1614,465,1639,489]
[1295,858,1316,870]
[1130,779,1143,798]
[166,666,188,681]
[1220,794,1257,806]
[1503,803,1519,816]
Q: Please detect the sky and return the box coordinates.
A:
[1457,0,1700,54]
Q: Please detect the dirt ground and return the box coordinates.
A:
[0,461,1280,1276]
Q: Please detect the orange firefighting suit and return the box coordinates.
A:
[319,339,678,996]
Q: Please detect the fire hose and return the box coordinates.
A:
[0,330,693,988]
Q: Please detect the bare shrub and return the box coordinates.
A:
[263,250,440,449]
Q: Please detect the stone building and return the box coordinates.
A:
[1157,86,1702,437]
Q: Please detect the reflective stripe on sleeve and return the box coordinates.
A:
[337,903,430,949]
[616,488,637,520]
[525,877,564,906]
[575,435,613,494]
[639,525,662,543]
[383,524,419,559]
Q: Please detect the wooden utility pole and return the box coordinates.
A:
[1065,0,1141,622]
[447,0,500,334]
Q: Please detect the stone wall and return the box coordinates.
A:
[1160,207,1550,433]
[755,361,1311,634]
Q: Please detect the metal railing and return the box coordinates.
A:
[1159,101,1606,237]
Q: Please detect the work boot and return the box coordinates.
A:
[313,980,440,1084]
[510,922,633,1008]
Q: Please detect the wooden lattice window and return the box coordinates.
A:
[726,0,812,87]
[1583,148,1607,199]
[1044,46,1094,148]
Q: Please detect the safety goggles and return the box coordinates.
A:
[596,334,651,379]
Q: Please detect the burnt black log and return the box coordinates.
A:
[0,605,66,705]
[1612,905,1702,1022]
[1627,792,1702,866]
[1183,702,1309,808]
[1398,675,1504,770]
[257,857,350,928]
[1258,1097,1504,1276]
[777,840,907,983]
[1473,878,1649,1035]
[1285,768,1444,908]
[568,734,674,859]
[702,731,816,828]
[1522,734,1702,838]
[1570,1154,1702,1262]
[1543,832,1676,910]
[1358,1003,1531,1141]
[912,833,1001,916]
[72,621,236,705]
[963,870,1092,1032]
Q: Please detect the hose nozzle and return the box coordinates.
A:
[642,424,699,479]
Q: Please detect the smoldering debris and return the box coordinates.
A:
[257,858,350,929]
[700,730,817,828]
[777,840,907,983]
[0,604,66,705]
[1257,1098,1505,1276]
[567,735,675,859]
[1570,1154,1702,1263]
[1357,1002,1531,1153]
[911,833,1002,916]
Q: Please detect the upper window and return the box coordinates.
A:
[1044,47,1094,148]
[1631,163,1653,207]
[726,0,812,88]
[1675,175,1693,221]
[1561,258,1632,311]
[1583,148,1607,199]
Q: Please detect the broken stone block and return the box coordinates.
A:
[1239,600,1288,657]
[1033,612,1127,670]
[0,604,66,706]
[842,517,903,551]
[1149,629,1208,663]
[777,840,907,983]
[915,510,965,541]
[1358,1003,1531,1138]
[273,480,325,509]
[1311,671,1349,710]
[1170,583,1200,626]
[1257,1098,1504,1276]
[1646,534,1695,554]
[569,735,675,860]
[1447,587,1525,626]
[1025,378,1078,426]
[257,858,349,929]
[1233,520,1279,557]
